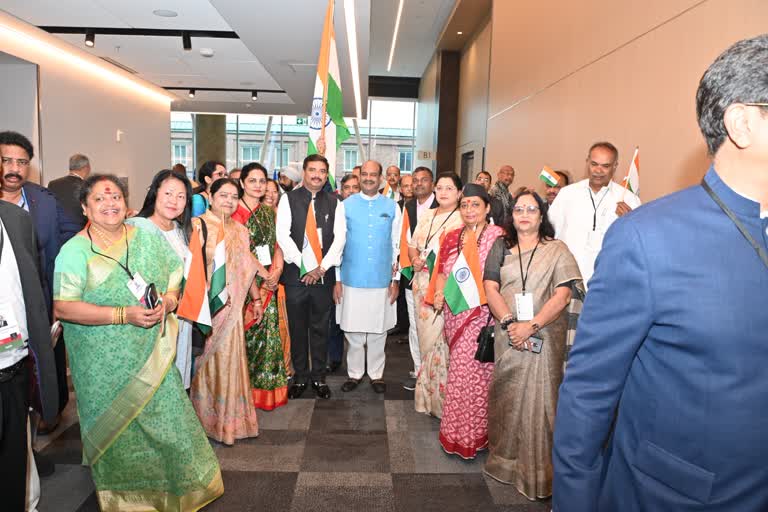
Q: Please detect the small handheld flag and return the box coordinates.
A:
[208,226,228,316]
[622,147,640,197]
[444,229,487,314]
[177,225,212,333]
[539,165,559,187]
[399,208,413,281]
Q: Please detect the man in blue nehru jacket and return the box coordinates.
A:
[336,160,400,394]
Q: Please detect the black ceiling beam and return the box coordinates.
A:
[164,87,285,94]
[38,26,239,39]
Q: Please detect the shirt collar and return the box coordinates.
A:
[417,192,435,207]
[360,191,379,201]
[705,166,762,218]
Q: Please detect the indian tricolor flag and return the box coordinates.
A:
[623,147,640,195]
[424,232,446,305]
[208,226,228,316]
[382,183,395,199]
[177,226,212,333]
[399,208,413,280]
[308,0,351,190]
[444,229,487,314]
[300,202,323,276]
[539,165,559,187]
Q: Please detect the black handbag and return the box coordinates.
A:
[191,218,209,356]
[474,312,495,363]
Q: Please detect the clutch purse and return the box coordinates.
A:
[474,312,495,363]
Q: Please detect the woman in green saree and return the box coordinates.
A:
[54,174,223,511]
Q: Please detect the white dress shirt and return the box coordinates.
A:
[416,192,435,221]
[0,217,29,369]
[548,179,642,286]
[276,191,347,272]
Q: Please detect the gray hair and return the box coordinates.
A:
[69,154,90,171]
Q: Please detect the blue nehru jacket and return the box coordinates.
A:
[341,193,396,289]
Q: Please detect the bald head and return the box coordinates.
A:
[497,165,515,186]
[386,165,401,188]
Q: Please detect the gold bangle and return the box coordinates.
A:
[119,306,126,325]
[111,307,117,325]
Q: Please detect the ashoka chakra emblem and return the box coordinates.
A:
[455,267,471,283]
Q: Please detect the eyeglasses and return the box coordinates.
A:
[744,102,768,107]
[512,205,540,215]
[1,157,30,167]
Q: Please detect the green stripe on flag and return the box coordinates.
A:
[425,250,437,278]
[444,274,470,314]
[400,266,413,281]
[209,266,227,315]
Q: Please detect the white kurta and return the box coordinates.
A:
[548,179,641,286]
[338,287,397,334]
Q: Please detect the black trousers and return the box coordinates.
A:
[285,284,333,383]
[54,337,69,413]
[0,360,30,512]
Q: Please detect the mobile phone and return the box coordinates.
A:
[143,283,158,309]
[529,336,543,354]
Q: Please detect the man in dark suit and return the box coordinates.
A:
[0,162,59,511]
[553,35,768,511]
[47,153,91,234]
[0,131,78,431]
[401,166,438,390]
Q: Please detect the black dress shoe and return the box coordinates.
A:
[371,380,386,394]
[312,380,331,399]
[288,383,307,399]
[340,378,362,392]
[34,450,55,478]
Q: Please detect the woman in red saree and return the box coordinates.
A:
[433,184,504,459]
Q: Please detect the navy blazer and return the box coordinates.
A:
[22,182,80,311]
[553,168,768,511]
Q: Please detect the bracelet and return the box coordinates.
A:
[501,313,514,324]
[112,306,126,325]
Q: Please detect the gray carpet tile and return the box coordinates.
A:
[38,464,94,512]
[213,430,307,472]
[301,431,390,473]
[75,492,99,512]
[384,399,441,433]
[257,399,316,431]
[309,398,387,433]
[388,428,489,474]
[391,473,496,512]
[484,473,552,508]
[291,472,395,512]
[39,424,85,466]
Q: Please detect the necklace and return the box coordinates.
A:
[90,224,123,247]
[458,223,488,252]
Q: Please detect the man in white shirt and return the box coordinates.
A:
[548,142,642,286]
[336,160,401,394]
[276,154,346,399]
[0,164,58,511]
[381,165,401,201]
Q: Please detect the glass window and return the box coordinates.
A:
[241,144,261,163]
[398,149,413,172]
[344,148,358,170]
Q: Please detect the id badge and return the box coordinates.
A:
[586,230,604,251]
[255,245,272,265]
[515,292,534,321]
[127,272,148,303]
[0,307,24,353]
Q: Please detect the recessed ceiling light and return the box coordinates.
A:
[457,31,463,35]
[153,9,178,17]
[199,48,214,58]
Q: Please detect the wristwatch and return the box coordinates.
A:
[530,322,540,334]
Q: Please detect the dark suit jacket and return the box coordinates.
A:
[22,182,80,312]
[0,202,58,422]
[47,175,87,230]
[489,197,505,227]
[402,196,438,289]
[553,167,768,511]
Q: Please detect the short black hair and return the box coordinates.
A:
[341,174,359,186]
[0,131,34,160]
[210,177,239,197]
[435,172,462,190]
[696,34,768,155]
[412,166,433,181]
[137,169,193,241]
[555,171,570,186]
[588,142,618,163]
[195,160,224,193]
[303,153,329,171]
[79,174,128,206]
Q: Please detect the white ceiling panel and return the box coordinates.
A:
[95,0,232,31]
[0,0,128,27]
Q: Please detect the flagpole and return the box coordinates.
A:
[622,146,639,201]
[320,0,334,155]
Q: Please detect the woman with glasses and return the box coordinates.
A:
[482,190,582,500]
[407,173,464,418]
[431,184,504,459]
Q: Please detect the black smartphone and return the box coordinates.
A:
[529,336,543,354]
[143,283,158,309]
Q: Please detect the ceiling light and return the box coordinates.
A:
[84,29,95,47]
[153,9,178,18]
[188,89,195,98]
[251,91,258,101]
[344,0,363,119]
[387,0,404,72]
[457,31,463,35]
[182,31,192,51]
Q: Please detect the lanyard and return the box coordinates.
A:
[588,187,608,231]
[516,240,540,294]
[87,224,133,280]
[18,188,28,211]
[701,179,768,270]
[425,207,458,249]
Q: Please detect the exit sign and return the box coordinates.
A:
[296,117,308,125]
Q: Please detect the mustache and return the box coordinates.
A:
[4,173,22,180]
